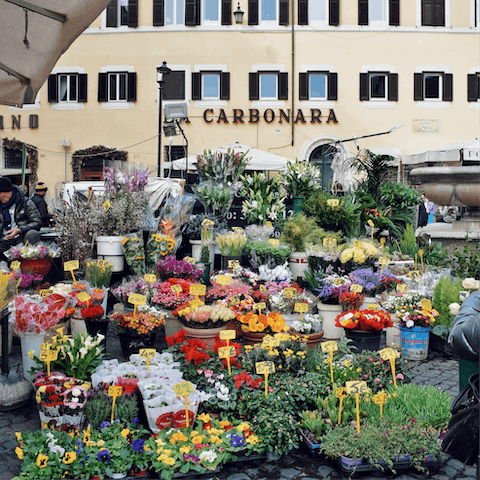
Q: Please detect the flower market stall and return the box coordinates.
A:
[2,153,479,479]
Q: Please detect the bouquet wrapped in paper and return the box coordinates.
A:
[122,233,146,275]
[196,148,249,183]
[192,180,237,220]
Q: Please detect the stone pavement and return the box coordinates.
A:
[0,328,476,480]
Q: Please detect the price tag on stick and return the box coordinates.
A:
[63,260,79,285]
[321,341,338,384]
[39,348,58,376]
[256,361,275,397]
[216,275,232,286]
[418,249,425,272]
[254,302,266,314]
[346,381,369,432]
[228,259,240,274]
[10,260,20,271]
[174,382,194,428]
[108,386,123,423]
[190,284,206,299]
[218,346,236,376]
[336,387,348,424]
[379,347,400,387]
[294,302,309,321]
[139,348,156,370]
[373,391,390,418]
[128,293,146,317]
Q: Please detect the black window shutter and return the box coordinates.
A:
[164,71,186,100]
[248,0,259,25]
[78,74,88,103]
[127,73,137,101]
[153,0,164,25]
[221,0,232,24]
[47,75,58,103]
[389,0,399,25]
[279,0,289,25]
[298,0,308,25]
[128,0,138,27]
[98,73,108,102]
[359,73,369,100]
[106,0,118,27]
[220,72,230,100]
[186,0,200,25]
[329,0,340,25]
[414,73,423,101]
[467,74,478,102]
[442,73,453,101]
[358,0,368,25]
[192,73,201,100]
[328,72,338,100]
[278,72,288,100]
[299,73,308,100]
[433,0,445,26]
[422,0,431,25]
[249,73,259,100]
[387,73,398,101]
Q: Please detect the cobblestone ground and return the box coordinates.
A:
[0,326,476,480]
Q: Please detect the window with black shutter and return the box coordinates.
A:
[414,71,453,101]
[358,0,368,25]
[360,71,398,101]
[249,72,259,100]
[185,0,201,25]
[298,0,307,25]
[153,0,165,25]
[329,0,340,25]
[248,0,259,24]
[279,0,289,25]
[422,0,445,26]
[48,73,87,103]
[164,72,186,100]
[389,0,399,25]
[98,71,137,103]
[221,0,232,24]
[191,71,230,100]
[467,73,480,102]
[299,71,338,100]
[106,0,138,27]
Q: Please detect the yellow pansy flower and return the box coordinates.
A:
[15,432,22,441]
[236,422,250,432]
[85,440,96,447]
[62,451,76,464]
[97,440,105,447]
[162,449,172,456]
[36,453,49,468]
[155,438,166,446]
[121,428,130,438]
[15,447,24,459]
[163,457,175,466]
[190,430,199,437]
[219,420,230,428]
[246,435,260,444]
[192,435,204,444]
[197,413,211,423]
[157,453,168,461]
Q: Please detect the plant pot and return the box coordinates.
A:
[360,296,379,310]
[70,318,87,338]
[111,473,127,479]
[385,315,401,348]
[130,467,148,477]
[20,258,52,276]
[118,330,157,358]
[344,329,382,352]
[292,197,304,214]
[163,310,183,338]
[20,331,45,380]
[399,326,430,360]
[96,235,126,272]
[317,303,344,340]
[289,252,308,281]
[291,330,324,349]
[242,330,267,345]
[183,325,227,351]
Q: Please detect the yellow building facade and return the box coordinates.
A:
[0,0,479,191]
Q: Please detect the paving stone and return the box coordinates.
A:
[244,468,260,476]
[278,468,301,479]
[447,459,468,471]
[226,474,250,480]
[261,463,276,472]
[463,467,477,477]
[432,475,453,480]
[317,465,334,477]
[442,466,461,478]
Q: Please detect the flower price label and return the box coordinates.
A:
[232,227,244,233]
[418,249,425,271]
[77,292,91,303]
[327,198,339,209]
[139,348,156,370]
[396,283,409,292]
[253,302,266,314]
[268,239,280,247]
[366,303,379,311]
[63,260,79,271]
[201,219,214,227]
[128,293,146,305]
[322,341,338,383]
[406,270,420,279]
[379,347,400,387]
[346,381,369,432]
[421,298,432,310]
[102,199,111,211]
[218,346,235,359]
[380,237,386,252]
[367,219,375,227]
[335,387,348,424]
[144,274,157,283]
[256,361,275,374]
[294,302,309,320]
[259,284,267,293]
[378,255,390,275]
[216,274,232,286]
[39,349,58,376]
[323,237,337,248]
[190,284,206,297]
[353,240,362,249]
[10,260,20,271]
[284,287,296,297]
[108,385,123,423]
[219,330,236,340]
[184,256,196,265]
[39,289,52,298]
[174,381,194,427]
[350,284,363,293]
[228,259,240,273]
[373,391,390,417]
[171,284,183,294]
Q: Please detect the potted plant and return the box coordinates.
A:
[7,241,60,276]
[182,214,226,262]
[244,240,292,271]
[235,311,288,344]
[216,230,248,270]
[289,312,324,349]
[156,255,203,281]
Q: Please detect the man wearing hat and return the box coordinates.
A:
[0,177,41,259]
[31,182,53,227]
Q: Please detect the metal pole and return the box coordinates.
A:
[157,84,163,177]
[64,146,67,181]
[176,120,189,184]
[1,310,9,375]
[21,143,26,190]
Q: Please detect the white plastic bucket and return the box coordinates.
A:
[21,332,45,380]
[317,303,344,340]
[96,236,126,272]
[289,252,309,281]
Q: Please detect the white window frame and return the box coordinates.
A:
[202,73,221,100]
[361,64,396,109]
[100,65,135,110]
[309,72,328,100]
[193,64,227,108]
[300,64,336,109]
[107,72,128,102]
[369,0,388,25]
[165,0,185,25]
[415,64,450,109]
[58,74,79,103]
[308,0,328,26]
[260,0,278,23]
[49,67,85,111]
[252,64,286,108]
[369,72,388,100]
[423,72,442,101]
[101,0,130,29]
[202,0,221,24]
[416,0,450,28]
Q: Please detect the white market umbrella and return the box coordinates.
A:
[0,0,111,107]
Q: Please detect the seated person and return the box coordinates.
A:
[442,206,460,223]
[0,177,41,260]
[31,182,54,227]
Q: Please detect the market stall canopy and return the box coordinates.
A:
[162,142,292,175]
[402,139,480,165]
[0,0,110,107]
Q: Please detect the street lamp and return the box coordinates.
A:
[233,3,244,23]
[157,61,171,177]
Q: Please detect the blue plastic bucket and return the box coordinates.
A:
[399,326,430,360]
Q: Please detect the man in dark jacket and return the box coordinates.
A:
[31,182,53,227]
[0,177,42,259]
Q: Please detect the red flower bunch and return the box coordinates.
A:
[233,371,263,390]
[166,329,188,347]
[380,275,402,291]
[80,305,104,320]
[339,291,365,312]
[166,329,211,366]
[152,278,195,310]
[212,336,242,368]
[335,309,393,331]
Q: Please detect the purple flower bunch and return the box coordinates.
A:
[315,282,351,304]
[16,273,42,289]
[104,166,149,197]
[348,268,395,295]
[183,453,199,464]
[156,255,202,281]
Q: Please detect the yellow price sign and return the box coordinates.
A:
[219,330,236,340]
[373,391,390,405]
[294,302,309,313]
[77,292,91,303]
[184,256,196,265]
[396,283,409,292]
[378,256,390,265]
[379,347,399,361]
[228,259,240,269]
[323,237,337,248]
[201,218,214,227]
[268,239,280,247]
[283,287,297,297]
[265,221,273,228]
[40,349,58,362]
[218,346,236,359]
[170,284,183,294]
[366,303,379,311]
[256,361,276,375]
[346,381,369,395]
[321,341,338,353]
[335,387,348,399]
[380,237,386,245]
[353,240,362,249]
[232,227,244,233]
[10,260,20,271]
[63,260,79,271]
[327,198,340,208]
[421,299,432,310]
[108,386,123,398]
[39,289,52,298]
[216,275,232,286]
[350,284,363,293]
[174,381,194,397]
[139,348,156,358]
[128,293,146,305]
[259,284,267,293]
[102,199,111,211]
[229,296,239,305]
[253,302,266,311]
[407,270,421,279]
[190,284,206,296]
[367,219,375,227]
[144,274,157,283]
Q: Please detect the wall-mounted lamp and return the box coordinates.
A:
[234,3,244,24]
[163,123,178,137]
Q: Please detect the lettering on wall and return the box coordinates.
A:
[0,115,39,130]
[203,109,338,124]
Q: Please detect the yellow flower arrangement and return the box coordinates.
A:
[340,239,378,265]
[237,311,287,334]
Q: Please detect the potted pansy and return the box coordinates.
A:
[62,384,88,426]
[289,312,324,349]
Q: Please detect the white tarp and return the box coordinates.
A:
[0,0,110,107]
[162,142,292,174]
[402,139,480,165]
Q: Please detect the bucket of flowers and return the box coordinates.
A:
[62,383,89,427]
[155,255,203,281]
[236,310,288,345]
[7,241,60,276]
[289,313,324,349]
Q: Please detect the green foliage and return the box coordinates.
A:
[280,213,319,252]
[399,224,418,257]
[244,241,292,269]
[449,242,480,279]
[182,214,226,241]
[380,182,421,210]
[422,240,451,267]
[432,276,463,330]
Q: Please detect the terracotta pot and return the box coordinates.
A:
[291,330,324,349]
[242,330,267,345]
[130,467,148,477]
[183,324,227,351]
[20,258,52,276]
